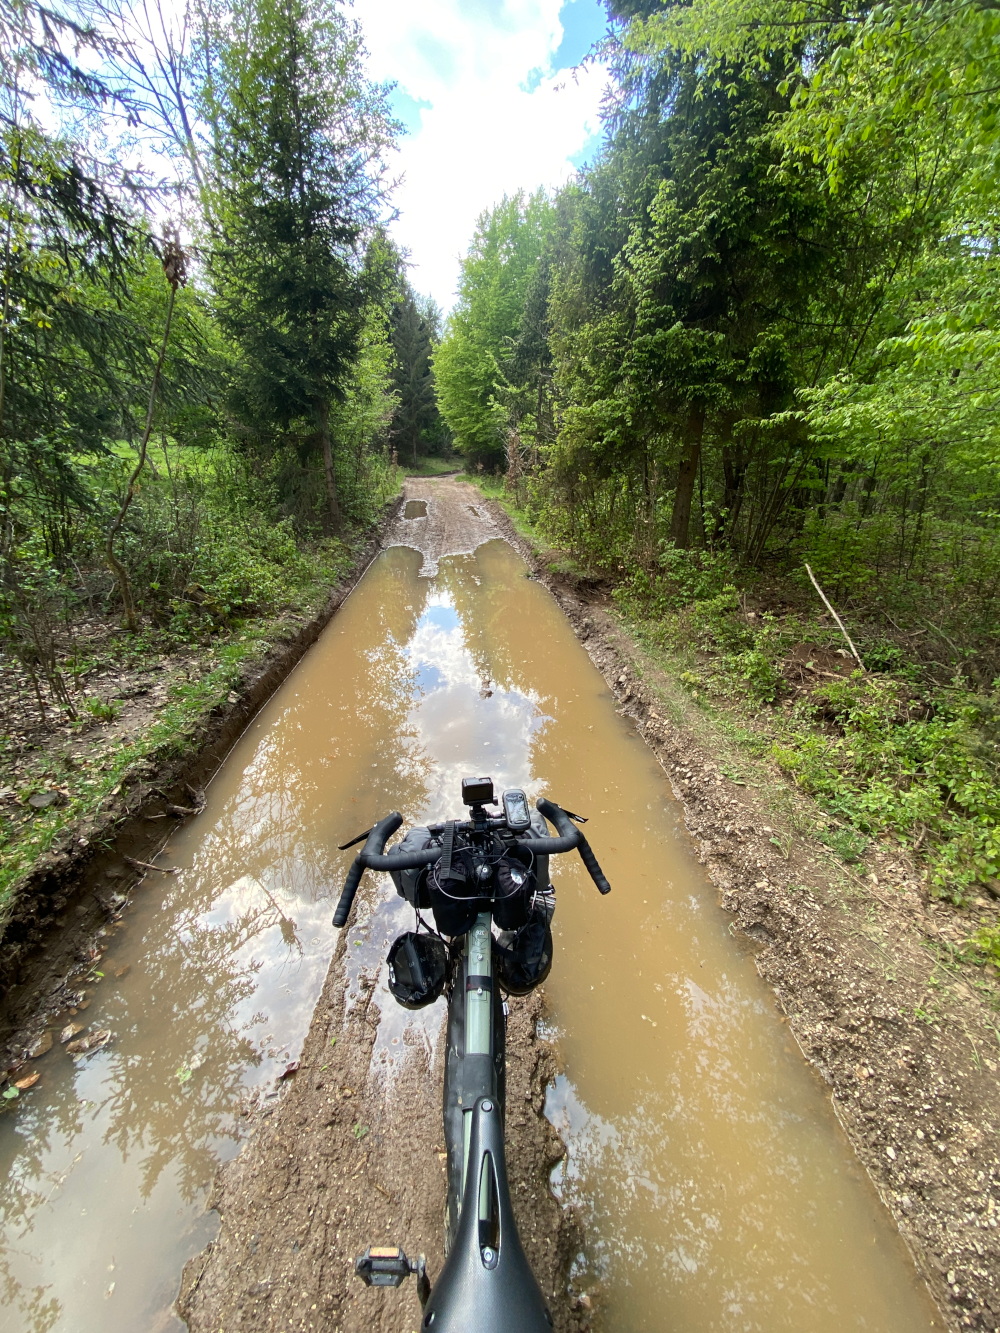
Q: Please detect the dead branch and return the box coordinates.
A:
[804,564,865,671]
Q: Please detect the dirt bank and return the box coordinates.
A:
[0,503,400,1072]
[483,494,999,1333]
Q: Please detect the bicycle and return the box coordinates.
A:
[332,776,611,1331]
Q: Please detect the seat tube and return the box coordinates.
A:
[461,911,493,1195]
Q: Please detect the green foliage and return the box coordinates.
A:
[613,545,737,617]
[767,678,1000,899]
[434,192,553,471]
[82,697,119,722]
[204,0,397,531]
[388,280,448,464]
[970,924,1000,969]
[445,0,1000,912]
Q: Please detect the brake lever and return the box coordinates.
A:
[338,825,374,851]
[561,808,588,824]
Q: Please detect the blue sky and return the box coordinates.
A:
[351,0,610,311]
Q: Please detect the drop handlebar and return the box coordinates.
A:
[332,799,611,929]
[332,811,403,927]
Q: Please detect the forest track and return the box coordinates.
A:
[181,475,993,1333]
[5,477,987,1330]
[178,475,1000,1333]
[177,477,589,1333]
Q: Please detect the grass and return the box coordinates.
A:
[0,537,361,924]
[403,454,462,477]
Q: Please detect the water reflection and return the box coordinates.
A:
[0,549,433,1332]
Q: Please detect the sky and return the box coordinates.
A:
[350,0,610,312]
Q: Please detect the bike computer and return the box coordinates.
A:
[502,789,531,831]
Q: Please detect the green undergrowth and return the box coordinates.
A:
[474,480,1000,971]
[404,454,462,476]
[0,536,361,924]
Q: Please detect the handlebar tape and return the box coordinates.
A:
[533,798,611,894]
[576,835,612,894]
[520,798,580,853]
[332,810,404,928]
[332,856,365,928]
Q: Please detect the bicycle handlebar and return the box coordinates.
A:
[332,811,403,927]
[333,798,611,928]
[530,799,611,894]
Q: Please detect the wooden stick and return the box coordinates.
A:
[125,856,177,875]
[804,564,865,671]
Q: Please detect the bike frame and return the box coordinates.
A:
[424,911,553,1332]
[338,792,610,1329]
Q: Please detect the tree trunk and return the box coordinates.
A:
[318,398,342,531]
[669,403,706,549]
[106,271,180,632]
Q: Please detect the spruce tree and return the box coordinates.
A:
[206,0,394,530]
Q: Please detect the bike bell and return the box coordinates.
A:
[386,931,449,1009]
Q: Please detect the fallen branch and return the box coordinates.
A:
[124,855,177,875]
[804,564,865,671]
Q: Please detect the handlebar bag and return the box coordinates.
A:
[385,827,436,908]
[427,846,490,936]
[492,844,536,931]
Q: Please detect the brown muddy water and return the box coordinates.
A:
[0,533,941,1333]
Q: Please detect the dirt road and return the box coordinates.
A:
[178,474,1000,1332]
[179,479,588,1333]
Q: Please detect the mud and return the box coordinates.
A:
[178,480,590,1333]
[0,477,994,1332]
[487,503,1000,1333]
[182,477,949,1333]
[178,880,584,1333]
[0,510,398,1066]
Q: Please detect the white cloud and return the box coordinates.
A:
[351,0,607,310]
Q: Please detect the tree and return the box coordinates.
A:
[205,0,395,530]
[434,191,552,471]
[388,280,444,465]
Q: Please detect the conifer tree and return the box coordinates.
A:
[388,283,440,465]
[206,0,394,530]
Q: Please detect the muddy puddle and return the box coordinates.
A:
[0,489,941,1331]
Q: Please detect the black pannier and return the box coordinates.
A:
[493,910,553,996]
[387,931,449,1009]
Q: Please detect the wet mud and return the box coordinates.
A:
[183,479,946,1332]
